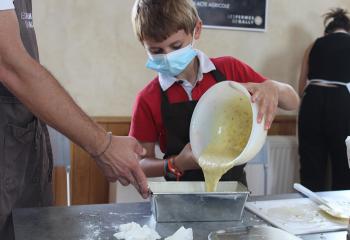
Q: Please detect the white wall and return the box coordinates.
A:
[33,0,350,116]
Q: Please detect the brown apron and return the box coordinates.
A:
[0,1,53,239]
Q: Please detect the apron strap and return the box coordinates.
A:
[160,86,170,105]
[309,79,348,86]
[309,79,350,93]
[210,69,227,82]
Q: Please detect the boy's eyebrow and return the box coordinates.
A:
[148,40,182,50]
[169,40,182,46]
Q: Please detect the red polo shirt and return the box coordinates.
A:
[129,56,267,153]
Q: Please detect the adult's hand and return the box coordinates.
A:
[94,136,149,199]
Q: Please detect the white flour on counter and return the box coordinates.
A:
[113,222,193,240]
[165,226,193,240]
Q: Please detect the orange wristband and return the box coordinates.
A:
[167,156,183,181]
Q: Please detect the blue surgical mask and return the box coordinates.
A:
[145,32,197,76]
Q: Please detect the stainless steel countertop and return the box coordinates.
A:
[13,191,349,240]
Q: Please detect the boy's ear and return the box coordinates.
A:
[194,20,203,40]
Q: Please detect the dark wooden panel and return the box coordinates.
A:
[268,115,297,135]
[71,142,92,205]
[52,166,67,206]
[88,155,109,204]
[107,123,130,136]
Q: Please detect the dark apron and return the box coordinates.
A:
[0,1,53,239]
[162,69,247,185]
[298,83,350,191]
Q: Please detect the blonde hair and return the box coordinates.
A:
[131,0,200,42]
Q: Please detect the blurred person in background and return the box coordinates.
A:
[298,8,350,191]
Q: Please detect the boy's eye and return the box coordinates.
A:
[148,42,183,54]
[148,48,163,54]
[152,49,163,54]
[172,44,182,50]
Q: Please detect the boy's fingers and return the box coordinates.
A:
[265,112,274,129]
[257,99,267,124]
[265,103,277,129]
[257,111,264,124]
[264,114,272,129]
[243,82,256,94]
[251,91,261,103]
[263,101,276,129]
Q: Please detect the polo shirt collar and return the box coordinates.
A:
[158,49,216,91]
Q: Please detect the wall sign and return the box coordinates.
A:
[193,0,267,32]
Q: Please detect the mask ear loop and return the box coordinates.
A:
[191,28,196,47]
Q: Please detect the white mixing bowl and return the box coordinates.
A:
[190,81,267,167]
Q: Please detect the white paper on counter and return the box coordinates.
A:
[113,222,193,240]
[113,222,161,240]
[245,198,349,235]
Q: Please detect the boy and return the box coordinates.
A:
[129,0,299,183]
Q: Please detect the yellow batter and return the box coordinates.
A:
[198,97,252,192]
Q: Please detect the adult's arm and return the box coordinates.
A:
[0,10,148,198]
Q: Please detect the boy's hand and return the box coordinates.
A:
[174,143,200,172]
[243,80,279,130]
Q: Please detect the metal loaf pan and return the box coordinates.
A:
[149,181,249,222]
